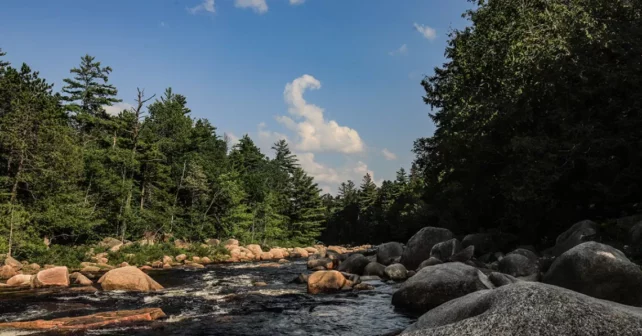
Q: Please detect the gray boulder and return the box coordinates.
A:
[543,241,642,306]
[630,221,642,257]
[363,262,386,277]
[400,227,454,270]
[488,272,520,287]
[498,253,539,278]
[392,262,494,314]
[376,242,404,266]
[549,219,598,257]
[417,257,443,271]
[430,239,461,261]
[337,253,370,275]
[449,245,474,262]
[402,282,642,336]
[384,263,408,281]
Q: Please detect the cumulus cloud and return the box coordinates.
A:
[414,23,437,40]
[188,0,216,14]
[224,132,240,149]
[295,153,382,193]
[389,44,408,56]
[290,0,305,5]
[382,148,397,161]
[279,75,365,154]
[103,102,133,116]
[235,0,268,14]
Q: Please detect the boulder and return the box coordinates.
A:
[363,262,386,277]
[139,266,153,271]
[461,232,518,257]
[377,242,404,266]
[401,282,642,336]
[4,255,22,270]
[305,247,318,254]
[119,262,129,268]
[278,258,288,263]
[307,258,334,270]
[162,255,173,264]
[151,261,163,268]
[81,266,101,273]
[353,283,375,291]
[448,245,474,263]
[400,227,454,270]
[498,253,539,278]
[392,262,494,314]
[246,244,263,257]
[191,256,201,263]
[417,257,442,270]
[201,257,212,264]
[33,267,70,288]
[337,253,370,275]
[0,265,17,280]
[307,270,348,294]
[205,238,220,246]
[174,239,190,249]
[70,272,93,286]
[293,247,309,258]
[260,252,274,260]
[487,272,520,287]
[109,243,124,253]
[543,241,642,306]
[23,263,41,274]
[293,273,309,284]
[98,266,163,292]
[6,274,32,287]
[175,254,187,262]
[98,237,122,249]
[430,239,462,261]
[224,239,239,249]
[0,308,166,331]
[549,219,598,257]
[269,248,287,259]
[384,263,408,281]
[629,221,642,256]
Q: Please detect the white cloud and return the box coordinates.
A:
[389,44,408,56]
[295,153,383,193]
[382,148,397,161]
[414,23,437,40]
[279,75,365,154]
[224,132,240,149]
[188,0,216,14]
[235,0,268,14]
[297,152,342,185]
[290,0,305,5]
[103,102,133,116]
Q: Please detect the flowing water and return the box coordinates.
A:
[0,260,415,335]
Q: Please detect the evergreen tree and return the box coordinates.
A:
[287,167,325,244]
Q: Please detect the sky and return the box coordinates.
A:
[0,0,473,194]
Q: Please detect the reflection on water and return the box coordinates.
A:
[0,260,414,336]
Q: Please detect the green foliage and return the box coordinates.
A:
[18,244,93,268]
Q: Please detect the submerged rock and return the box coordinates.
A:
[0,308,166,331]
[98,266,163,292]
[402,282,642,336]
[400,227,453,270]
[543,241,642,306]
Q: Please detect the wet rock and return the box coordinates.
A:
[337,253,370,275]
[308,258,333,270]
[401,282,642,336]
[392,262,493,314]
[98,266,163,292]
[417,257,442,271]
[363,262,386,277]
[488,272,520,287]
[377,242,404,266]
[548,219,598,257]
[0,308,166,331]
[384,263,408,281]
[353,283,375,291]
[277,258,288,264]
[543,241,642,306]
[4,256,22,270]
[246,244,263,257]
[253,281,267,287]
[449,245,474,262]
[0,265,17,280]
[498,253,539,278]
[33,267,70,288]
[430,239,462,261]
[70,272,93,286]
[400,227,454,270]
[292,273,309,284]
[307,270,348,294]
[187,263,205,269]
[6,274,32,287]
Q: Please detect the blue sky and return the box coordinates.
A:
[0,0,473,193]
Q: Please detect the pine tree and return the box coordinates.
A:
[288,167,325,244]
[62,54,121,118]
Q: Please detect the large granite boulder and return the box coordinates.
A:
[363,262,386,277]
[498,253,539,278]
[400,227,454,270]
[337,253,370,275]
[430,238,461,261]
[307,270,348,294]
[543,241,642,306]
[461,232,518,257]
[376,242,404,266]
[548,220,598,257]
[417,257,443,271]
[384,263,408,281]
[32,267,69,288]
[98,266,163,292]
[402,282,642,336]
[392,262,494,314]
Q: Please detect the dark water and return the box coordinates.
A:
[0,261,415,335]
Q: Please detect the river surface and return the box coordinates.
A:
[0,260,415,336]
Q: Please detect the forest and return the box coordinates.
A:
[2,0,642,261]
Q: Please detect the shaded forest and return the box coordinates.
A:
[2,0,642,258]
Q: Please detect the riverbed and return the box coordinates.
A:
[0,260,415,335]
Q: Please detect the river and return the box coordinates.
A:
[0,260,415,335]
